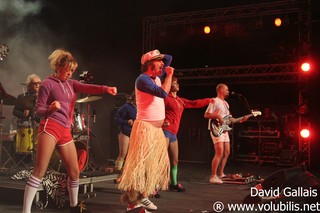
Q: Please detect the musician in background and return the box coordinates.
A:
[204,83,248,184]
[114,91,136,171]
[13,74,41,126]
[262,106,278,121]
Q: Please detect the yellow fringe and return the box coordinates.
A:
[118,120,170,196]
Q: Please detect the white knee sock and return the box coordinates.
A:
[115,159,124,170]
[22,175,42,213]
[68,178,79,207]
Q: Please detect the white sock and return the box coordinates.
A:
[68,178,79,207]
[115,160,124,170]
[22,175,42,213]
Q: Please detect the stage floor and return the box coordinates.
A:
[0,161,319,213]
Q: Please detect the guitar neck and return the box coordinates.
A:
[232,114,254,124]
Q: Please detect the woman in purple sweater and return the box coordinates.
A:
[22,49,117,213]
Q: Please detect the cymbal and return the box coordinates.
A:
[76,96,102,103]
[0,94,16,105]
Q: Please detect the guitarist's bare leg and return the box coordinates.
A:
[210,142,224,184]
[218,142,230,177]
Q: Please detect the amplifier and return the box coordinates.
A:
[239,130,280,138]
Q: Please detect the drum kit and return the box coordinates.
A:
[72,95,101,134]
[50,95,102,173]
[0,82,41,170]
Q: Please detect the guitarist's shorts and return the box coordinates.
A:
[210,131,230,144]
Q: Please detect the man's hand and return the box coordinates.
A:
[23,109,30,117]
[128,119,134,126]
[209,98,215,104]
[50,101,61,112]
[106,87,117,96]
[163,121,170,127]
[165,66,175,76]
[240,115,248,123]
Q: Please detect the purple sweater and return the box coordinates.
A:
[36,75,108,128]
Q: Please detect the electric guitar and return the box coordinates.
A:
[210,110,262,137]
[0,44,9,61]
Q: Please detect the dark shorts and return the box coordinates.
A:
[163,129,177,143]
[38,119,73,146]
[119,130,131,137]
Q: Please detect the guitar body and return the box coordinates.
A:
[210,111,261,137]
[210,115,233,137]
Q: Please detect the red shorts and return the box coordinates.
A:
[38,119,73,146]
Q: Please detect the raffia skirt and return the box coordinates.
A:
[117,119,170,196]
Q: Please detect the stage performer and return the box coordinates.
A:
[163,76,213,192]
[205,83,247,184]
[22,49,117,213]
[114,91,136,171]
[118,49,174,212]
[13,74,41,126]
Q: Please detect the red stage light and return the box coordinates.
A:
[300,129,310,138]
[300,62,310,72]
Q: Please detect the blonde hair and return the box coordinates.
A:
[48,49,78,71]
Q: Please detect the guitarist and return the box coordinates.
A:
[204,83,248,184]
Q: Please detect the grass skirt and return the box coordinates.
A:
[117,119,170,196]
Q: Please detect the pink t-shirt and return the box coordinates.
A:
[136,77,165,121]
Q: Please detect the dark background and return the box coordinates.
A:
[1,0,319,168]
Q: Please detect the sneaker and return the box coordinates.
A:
[169,183,186,192]
[219,173,227,179]
[141,198,157,210]
[70,201,91,213]
[209,175,223,184]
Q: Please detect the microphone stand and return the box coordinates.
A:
[85,103,97,173]
[237,95,252,114]
[237,95,269,162]
[86,103,91,171]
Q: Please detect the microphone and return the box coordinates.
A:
[93,109,96,123]
[231,91,242,97]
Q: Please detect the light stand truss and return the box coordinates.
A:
[175,63,299,86]
[143,0,310,53]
